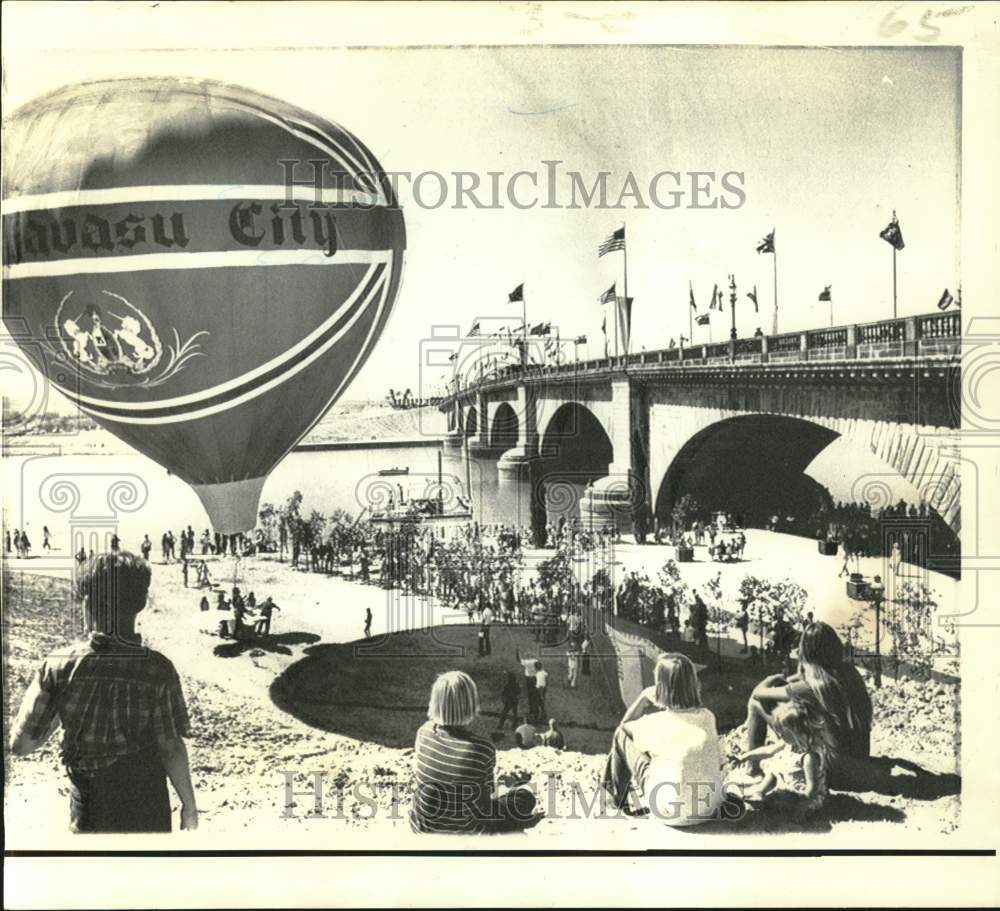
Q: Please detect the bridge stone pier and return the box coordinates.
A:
[442,311,962,540]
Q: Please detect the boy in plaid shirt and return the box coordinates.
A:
[11,552,198,833]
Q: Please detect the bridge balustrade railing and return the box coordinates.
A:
[443,310,959,404]
[705,342,730,362]
[856,317,907,359]
[733,336,763,362]
[768,332,804,362]
[917,311,961,356]
[806,327,848,361]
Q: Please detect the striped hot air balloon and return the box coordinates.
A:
[2,78,405,532]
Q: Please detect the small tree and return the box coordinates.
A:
[738,575,771,655]
[884,580,943,681]
[258,502,278,550]
[702,572,734,664]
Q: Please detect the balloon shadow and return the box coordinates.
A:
[213,631,320,659]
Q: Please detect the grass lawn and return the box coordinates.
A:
[270,621,628,754]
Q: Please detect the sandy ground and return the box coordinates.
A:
[3,531,960,850]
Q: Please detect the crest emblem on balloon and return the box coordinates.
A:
[54,289,209,389]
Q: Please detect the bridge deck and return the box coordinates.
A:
[442,309,960,403]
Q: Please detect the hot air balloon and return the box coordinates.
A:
[2,78,405,532]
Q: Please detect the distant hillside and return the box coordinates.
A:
[303,403,447,444]
[3,400,448,454]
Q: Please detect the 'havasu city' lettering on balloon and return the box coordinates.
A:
[228,202,338,257]
[2,202,341,263]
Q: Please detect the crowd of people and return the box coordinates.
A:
[5,479,907,838]
[146,526,263,564]
[8,514,883,837]
[409,617,875,832]
[5,526,53,558]
[201,586,281,639]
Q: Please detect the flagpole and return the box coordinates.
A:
[622,225,629,357]
[522,292,528,369]
[688,286,693,347]
[772,242,779,335]
[892,246,897,319]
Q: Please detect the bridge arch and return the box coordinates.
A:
[651,411,961,571]
[533,401,614,525]
[463,404,479,438]
[653,414,840,530]
[490,402,519,452]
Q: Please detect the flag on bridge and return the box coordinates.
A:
[818,285,832,302]
[599,283,617,305]
[615,297,634,354]
[468,320,481,337]
[756,229,775,254]
[529,321,551,336]
[508,283,524,303]
[574,334,587,344]
[937,288,956,310]
[879,212,905,251]
[695,313,710,326]
[598,226,626,257]
[747,286,759,311]
[709,284,722,311]
[689,281,697,310]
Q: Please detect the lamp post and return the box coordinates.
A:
[728,274,738,341]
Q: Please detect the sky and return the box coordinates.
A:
[2,44,961,408]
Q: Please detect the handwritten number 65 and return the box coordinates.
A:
[880,6,942,42]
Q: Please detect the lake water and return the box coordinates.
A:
[2,435,535,555]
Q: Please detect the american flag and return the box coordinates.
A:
[599,283,617,305]
[598,226,625,258]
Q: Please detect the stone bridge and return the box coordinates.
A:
[440,310,962,537]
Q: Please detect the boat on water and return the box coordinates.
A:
[369,494,473,528]
[369,453,471,527]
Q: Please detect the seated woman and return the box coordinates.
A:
[602,653,725,826]
[410,671,536,834]
[743,620,872,785]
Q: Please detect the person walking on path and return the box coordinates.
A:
[566,647,580,689]
[254,598,280,636]
[496,671,520,732]
[364,607,373,639]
